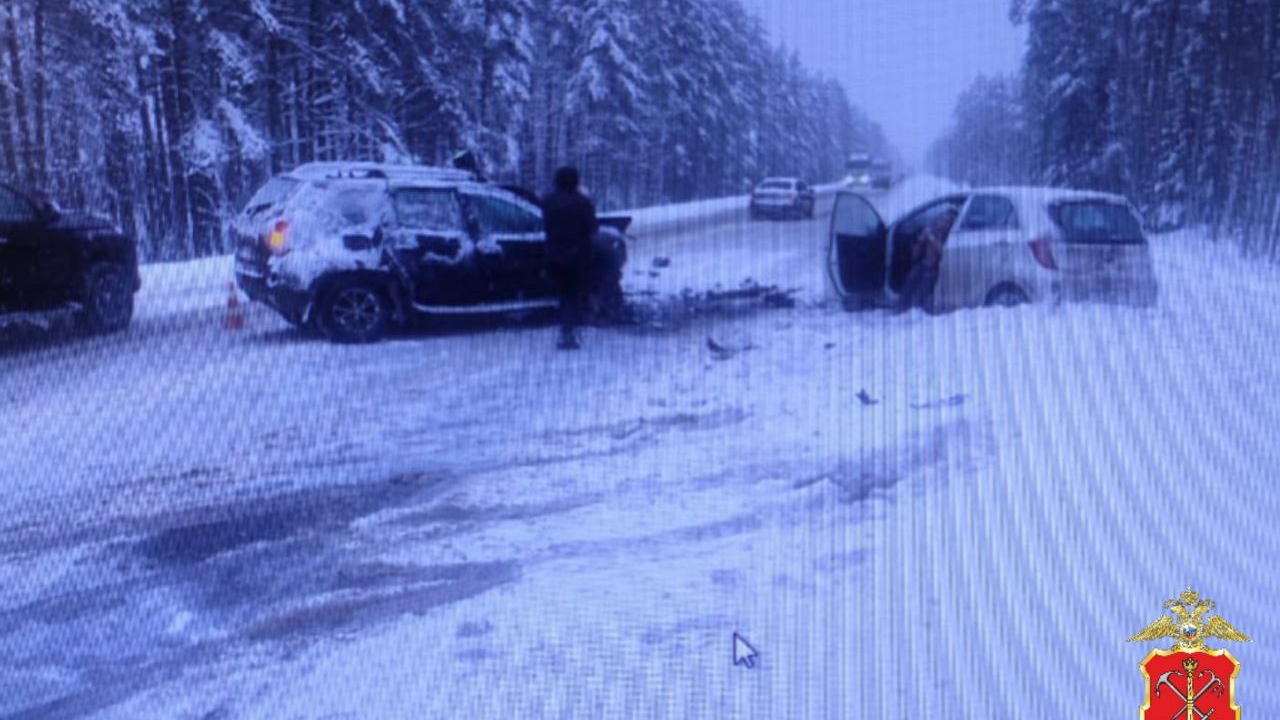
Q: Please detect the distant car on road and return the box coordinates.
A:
[749,177,816,220]
[0,183,140,334]
[845,154,874,190]
[827,186,1159,312]
[233,162,632,343]
[870,159,894,190]
[846,155,894,191]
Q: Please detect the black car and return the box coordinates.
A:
[233,162,631,343]
[0,183,140,334]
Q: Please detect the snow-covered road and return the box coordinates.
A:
[2,180,1278,719]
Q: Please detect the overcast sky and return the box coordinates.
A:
[736,0,1027,167]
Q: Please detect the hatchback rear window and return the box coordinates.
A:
[1051,201,1146,245]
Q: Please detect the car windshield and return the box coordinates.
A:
[758,180,793,190]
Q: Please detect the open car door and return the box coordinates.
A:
[827,191,887,309]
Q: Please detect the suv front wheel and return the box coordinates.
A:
[79,263,134,334]
[317,279,390,343]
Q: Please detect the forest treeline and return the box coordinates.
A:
[0,0,891,261]
[929,0,1280,253]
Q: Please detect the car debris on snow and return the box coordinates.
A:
[910,394,968,410]
[701,282,799,308]
[706,336,756,360]
[620,281,797,331]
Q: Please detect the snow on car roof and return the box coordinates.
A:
[287,162,476,185]
[971,185,1130,206]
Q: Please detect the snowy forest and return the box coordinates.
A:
[0,0,891,262]
[929,0,1280,254]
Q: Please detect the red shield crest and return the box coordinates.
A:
[1140,649,1240,720]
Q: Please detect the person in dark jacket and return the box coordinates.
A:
[899,207,957,313]
[541,166,598,349]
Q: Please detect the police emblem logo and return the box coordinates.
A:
[1128,588,1250,720]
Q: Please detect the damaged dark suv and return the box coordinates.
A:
[233,163,631,343]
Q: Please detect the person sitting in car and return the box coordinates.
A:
[900,207,958,312]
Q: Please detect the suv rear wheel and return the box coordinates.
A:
[79,263,134,334]
[318,279,390,343]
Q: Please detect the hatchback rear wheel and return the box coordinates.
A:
[984,285,1030,308]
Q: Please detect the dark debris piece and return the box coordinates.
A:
[910,394,968,411]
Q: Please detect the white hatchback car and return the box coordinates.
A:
[827,186,1160,312]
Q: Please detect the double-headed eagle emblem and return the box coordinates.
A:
[1128,587,1250,652]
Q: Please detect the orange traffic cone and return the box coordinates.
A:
[224,282,245,331]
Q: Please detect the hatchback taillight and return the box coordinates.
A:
[1029,237,1057,270]
[266,220,289,254]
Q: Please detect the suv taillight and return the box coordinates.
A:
[1029,237,1057,270]
[267,220,289,254]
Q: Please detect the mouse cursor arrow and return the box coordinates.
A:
[733,632,758,669]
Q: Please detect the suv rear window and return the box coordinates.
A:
[285,181,392,237]
[242,177,300,216]
[1051,201,1146,245]
[325,185,391,227]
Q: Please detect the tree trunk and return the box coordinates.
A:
[157,23,193,258]
[0,53,17,178]
[266,29,285,173]
[32,0,46,187]
[4,0,32,185]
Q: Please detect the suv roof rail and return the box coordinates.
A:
[289,162,476,184]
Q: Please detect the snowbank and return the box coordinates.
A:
[136,254,235,322]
